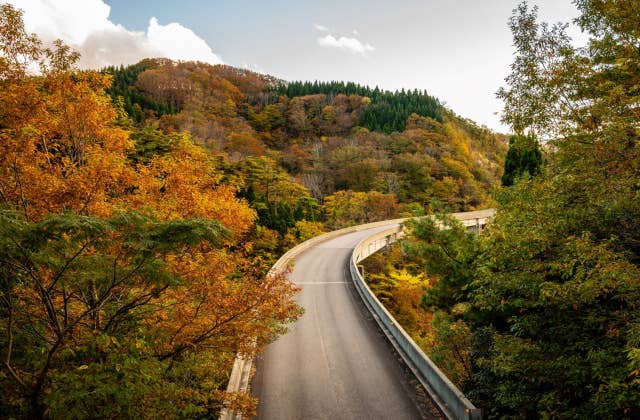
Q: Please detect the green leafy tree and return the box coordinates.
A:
[399,2,640,417]
[473,1,640,417]
[405,214,480,311]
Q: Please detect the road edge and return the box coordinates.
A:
[219,217,415,419]
[348,213,493,419]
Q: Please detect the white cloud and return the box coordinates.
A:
[317,34,374,56]
[9,0,222,69]
[242,62,265,74]
[146,17,221,64]
[352,29,360,36]
[313,23,329,32]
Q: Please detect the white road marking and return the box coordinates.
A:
[296,281,348,284]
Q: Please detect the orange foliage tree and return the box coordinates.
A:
[0,5,300,417]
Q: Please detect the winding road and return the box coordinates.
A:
[252,224,441,419]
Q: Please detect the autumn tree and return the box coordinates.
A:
[234,156,317,233]
[0,3,40,80]
[322,190,399,229]
[0,5,301,417]
[0,211,226,417]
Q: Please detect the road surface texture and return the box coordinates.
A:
[252,225,442,419]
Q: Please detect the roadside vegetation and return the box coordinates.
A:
[364,1,640,418]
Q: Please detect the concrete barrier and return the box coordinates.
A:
[221,209,494,419]
[350,210,494,419]
[219,217,414,419]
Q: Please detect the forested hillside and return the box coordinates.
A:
[103,58,507,249]
[275,80,443,133]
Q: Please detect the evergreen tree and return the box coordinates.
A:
[274,80,443,133]
[500,134,543,186]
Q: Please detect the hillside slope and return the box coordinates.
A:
[105,59,507,238]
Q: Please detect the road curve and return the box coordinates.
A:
[252,224,441,419]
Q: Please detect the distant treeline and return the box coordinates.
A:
[275,81,443,133]
[102,65,443,134]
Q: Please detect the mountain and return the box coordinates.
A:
[104,59,507,234]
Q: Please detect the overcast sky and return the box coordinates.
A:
[10,0,587,132]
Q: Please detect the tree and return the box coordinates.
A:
[0,209,301,418]
[322,190,399,229]
[0,20,134,222]
[0,6,301,417]
[405,214,480,312]
[0,211,226,417]
[500,134,543,186]
[396,2,640,417]
[0,3,40,80]
[496,2,578,138]
[468,2,640,417]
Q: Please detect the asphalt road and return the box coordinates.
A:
[252,225,441,420]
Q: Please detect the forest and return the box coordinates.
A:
[274,80,444,133]
[0,3,507,417]
[3,0,636,418]
[101,55,507,248]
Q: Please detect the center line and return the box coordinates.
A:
[296,281,348,285]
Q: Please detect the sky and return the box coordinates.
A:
[9,0,587,132]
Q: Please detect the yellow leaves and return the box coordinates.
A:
[291,220,325,241]
[323,190,399,229]
[122,133,255,238]
[442,157,473,181]
[147,249,300,358]
[0,18,303,417]
[0,51,274,352]
[442,121,471,159]
[389,268,429,288]
[220,390,258,418]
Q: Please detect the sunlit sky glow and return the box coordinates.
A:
[10,0,588,132]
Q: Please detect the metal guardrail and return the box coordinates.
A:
[349,210,494,419]
[219,217,418,419]
[221,210,494,419]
